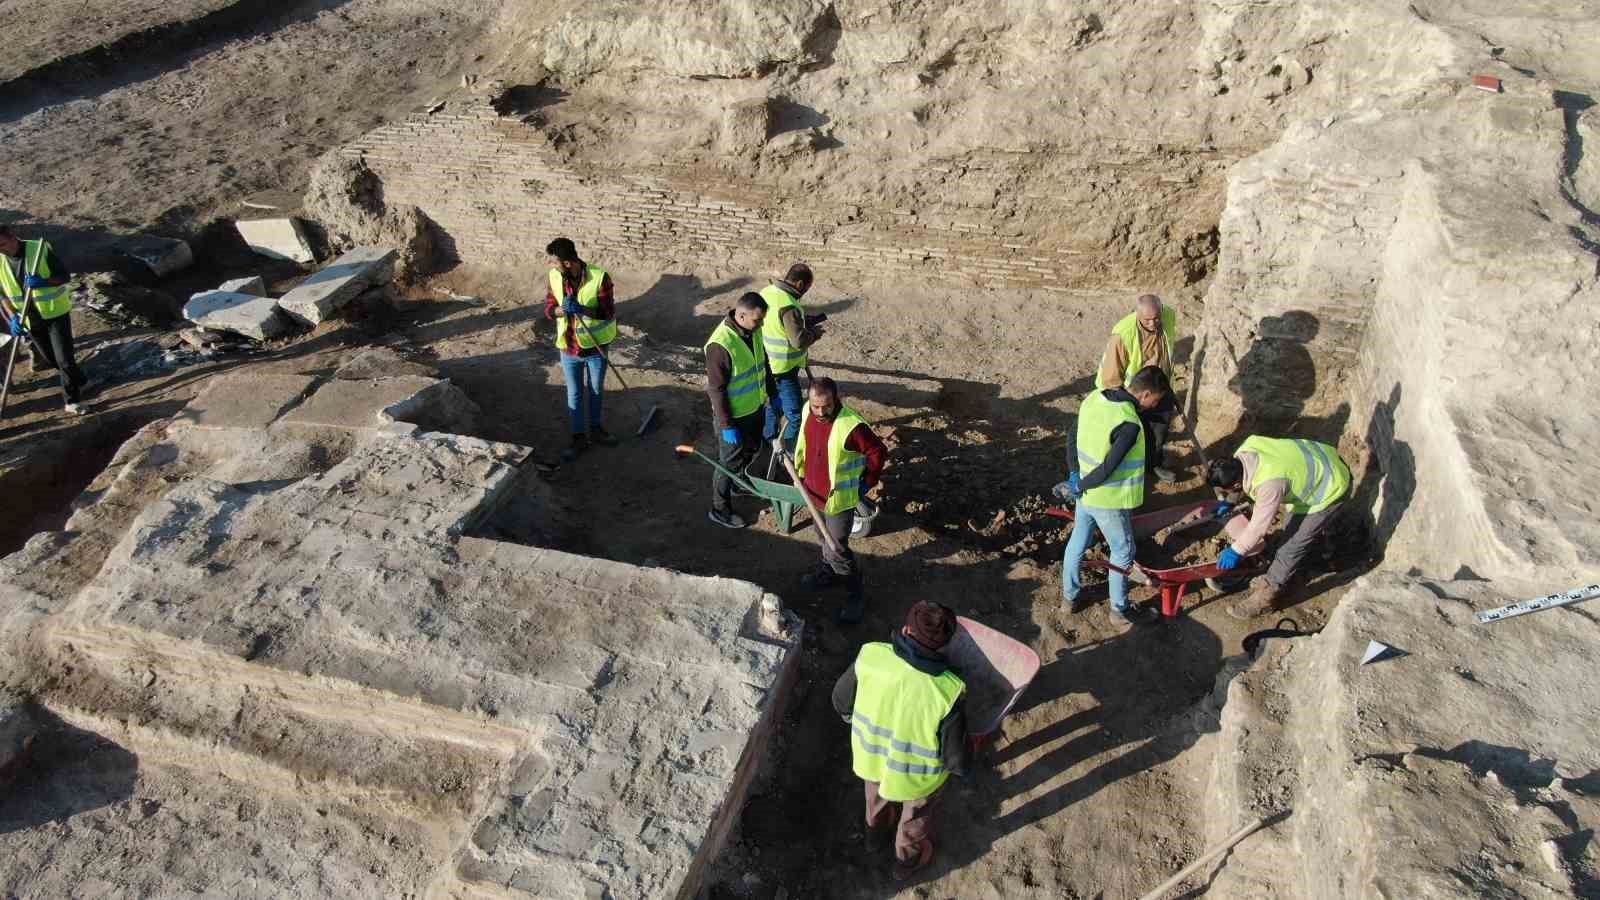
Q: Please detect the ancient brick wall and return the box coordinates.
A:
[338,101,1171,291]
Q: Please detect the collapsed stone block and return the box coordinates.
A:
[182,290,290,341]
[275,246,397,327]
[119,235,194,278]
[235,217,315,264]
[217,275,266,296]
[720,98,772,158]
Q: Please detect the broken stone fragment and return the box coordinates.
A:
[720,97,771,159]
[235,217,315,264]
[120,235,194,278]
[275,246,397,327]
[183,290,289,341]
[217,275,266,296]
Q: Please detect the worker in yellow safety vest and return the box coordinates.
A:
[1205,434,1353,618]
[794,377,887,625]
[832,600,969,881]
[1096,293,1182,483]
[1059,366,1173,627]
[759,262,826,453]
[703,291,775,529]
[544,237,620,461]
[0,226,87,415]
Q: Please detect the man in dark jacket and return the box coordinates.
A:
[704,291,777,528]
[833,600,969,880]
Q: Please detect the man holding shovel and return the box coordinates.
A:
[543,237,617,459]
[795,377,886,625]
[0,227,85,415]
[704,291,776,529]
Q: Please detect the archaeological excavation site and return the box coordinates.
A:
[1,1,1598,898]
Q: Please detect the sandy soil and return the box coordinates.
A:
[0,0,499,234]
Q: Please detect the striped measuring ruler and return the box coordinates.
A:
[1475,583,1600,624]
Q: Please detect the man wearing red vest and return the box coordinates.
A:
[795,377,887,625]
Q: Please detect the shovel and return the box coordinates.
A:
[570,313,661,436]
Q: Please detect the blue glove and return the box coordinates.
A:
[1069,472,1081,496]
[561,296,582,317]
[1214,501,1233,519]
[23,275,48,290]
[1217,547,1242,570]
[6,315,23,337]
[720,427,740,445]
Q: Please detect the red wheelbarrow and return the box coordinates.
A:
[943,616,1041,755]
[1045,499,1255,619]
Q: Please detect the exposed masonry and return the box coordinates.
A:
[339,102,1151,290]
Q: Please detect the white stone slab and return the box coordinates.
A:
[183,290,289,341]
[235,218,314,264]
[275,246,396,327]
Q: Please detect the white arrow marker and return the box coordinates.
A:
[1361,640,1397,666]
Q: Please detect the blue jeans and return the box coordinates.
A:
[560,353,606,434]
[1063,503,1136,612]
[763,369,804,449]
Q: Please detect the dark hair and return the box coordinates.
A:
[545,237,578,262]
[808,375,838,398]
[1128,365,1171,397]
[734,291,768,312]
[784,263,813,287]
[1206,457,1245,489]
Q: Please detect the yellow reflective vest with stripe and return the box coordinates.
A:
[704,319,769,420]
[1075,389,1146,509]
[758,283,807,375]
[849,642,964,802]
[795,404,869,516]
[549,265,616,350]
[1239,435,1351,515]
[1094,306,1176,389]
[0,240,72,319]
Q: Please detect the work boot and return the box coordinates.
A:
[1111,602,1160,629]
[707,508,748,529]
[893,839,935,881]
[1152,466,1177,484]
[800,566,840,591]
[1065,593,1095,614]
[1229,581,1282,619]
[589,426,619,447]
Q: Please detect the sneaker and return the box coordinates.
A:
[63,402,85,416]
[800,567,840,591]
[836,593,865,625]
[707,509,748,529]
[1229,581,1283,619]
[589,427,619,447]
[1152,466,1177,484]
[558,433,589,463]
[1111,603,1160,628]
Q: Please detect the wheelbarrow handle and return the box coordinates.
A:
[675,445,757,493]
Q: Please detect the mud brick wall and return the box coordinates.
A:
[340,103,1114,291]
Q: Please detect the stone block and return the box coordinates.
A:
[335,347,439,381]
[276,375,455,435]
[275,246,397,327]
[175,372,320,431]
[120,235,194,278]
[217,275,266,296]
[182,290,290,341]
[719,98,770,158]
[235,217,314,264]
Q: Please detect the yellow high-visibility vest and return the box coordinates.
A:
[550,265,616,349]
[1094,306,1176,389]
[1238,435,1351,514]
[704,319,769,419]
[795,404,870,515]
[758,283,807,375]
[0,240,72,319]
[849,641,964,802]
[1075,389,1145,509]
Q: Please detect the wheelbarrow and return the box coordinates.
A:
[942,616,1041,756]
[673,444,808,533]
[1044,498,1245,542]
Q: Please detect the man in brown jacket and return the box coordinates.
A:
[1096,293,1182,483]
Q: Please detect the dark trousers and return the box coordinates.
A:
[712,409,766,514]
[821,509,864,598]
[864,780,942,863]
[1140,391,1178,475]
[22,309,84,403]
[1266,499,1344,589]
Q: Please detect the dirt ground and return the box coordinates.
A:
[404,268,1369,899]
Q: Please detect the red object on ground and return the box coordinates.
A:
[1472,75,1502,93]
[942,616,1041,757]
